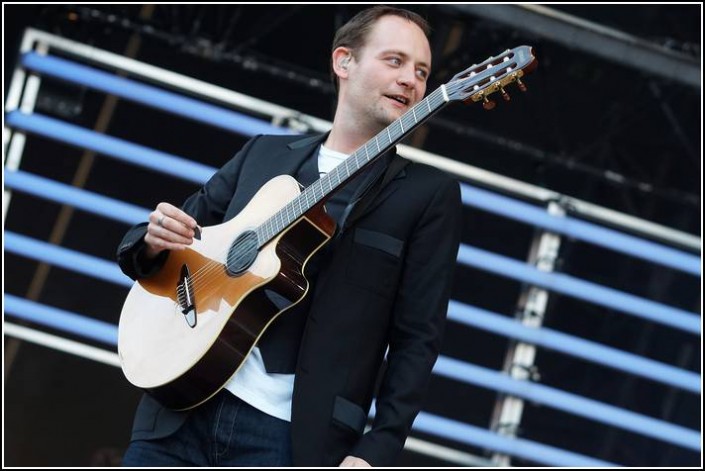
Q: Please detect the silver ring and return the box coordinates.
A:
[157,215,165,227]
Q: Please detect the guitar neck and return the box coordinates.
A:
[256,85,450,247]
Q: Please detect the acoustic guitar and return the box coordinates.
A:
[118,46,537,410]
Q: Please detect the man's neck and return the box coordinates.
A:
[324,109,383,155]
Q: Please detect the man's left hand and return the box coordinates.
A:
[339,455,371,467]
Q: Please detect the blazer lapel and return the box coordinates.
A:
[362,165,406,215]
[282,135,408,231]
[341,150,408,232]
[282,133,329,178]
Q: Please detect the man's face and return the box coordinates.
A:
[343,15,432,131]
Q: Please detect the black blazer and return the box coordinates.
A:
[117,133,462,466]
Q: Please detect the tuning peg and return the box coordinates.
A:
[500,86,511,101]
[482,95,496,110]
[516,78,527,92]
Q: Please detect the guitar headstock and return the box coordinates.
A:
[445,45,537,110]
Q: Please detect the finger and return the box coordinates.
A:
[145,233,189,251]
[151,241,188,251]
[156,202,198,230]
[155,215,195,239]
[149,223,193,245]
[150,207,195,239]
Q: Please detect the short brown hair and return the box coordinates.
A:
[330,6,431,91]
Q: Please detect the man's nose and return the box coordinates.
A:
[397,65,415,88]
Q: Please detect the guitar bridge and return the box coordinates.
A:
[177,264,197,328]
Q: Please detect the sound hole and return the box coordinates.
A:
[226,230,258,276]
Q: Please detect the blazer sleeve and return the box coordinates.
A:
[351,176,462,465]
[116,135,262,280]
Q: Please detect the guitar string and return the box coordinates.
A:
[176,91,444,297]
[176,64,518,297]
[178,50,526,293]
[177,71,509,297]
[174,125,409,297]
[175,87,468,301]
[176,52,524,294]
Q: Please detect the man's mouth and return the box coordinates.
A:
[385,94,410,106]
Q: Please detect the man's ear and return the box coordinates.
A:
[332,47,353,78]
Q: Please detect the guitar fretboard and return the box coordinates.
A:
[256,86,449,247]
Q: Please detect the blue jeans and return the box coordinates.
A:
[122,391,292,466]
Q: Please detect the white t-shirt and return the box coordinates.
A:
[317,143,350,177]
[224,144,350,422]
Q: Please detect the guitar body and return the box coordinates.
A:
[117,45,537,411]
[118,175,335,410]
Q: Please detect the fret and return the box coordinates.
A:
[297,196,304,217]
[307,188,314,210]
[405,113,415,131]
[343,157,351,178]
[255,82,456,249]
[299,196,305,216]
[337,161,344,180]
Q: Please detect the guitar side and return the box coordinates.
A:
[117,175,335,410]
[117,45,538,410]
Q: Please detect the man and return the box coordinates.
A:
[118,6,461,467]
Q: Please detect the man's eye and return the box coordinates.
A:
[389,57,402,66]
[417,70,428,80]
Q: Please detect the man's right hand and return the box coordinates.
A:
[143,202,199,259]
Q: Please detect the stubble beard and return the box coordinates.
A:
[370,98,401,132]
